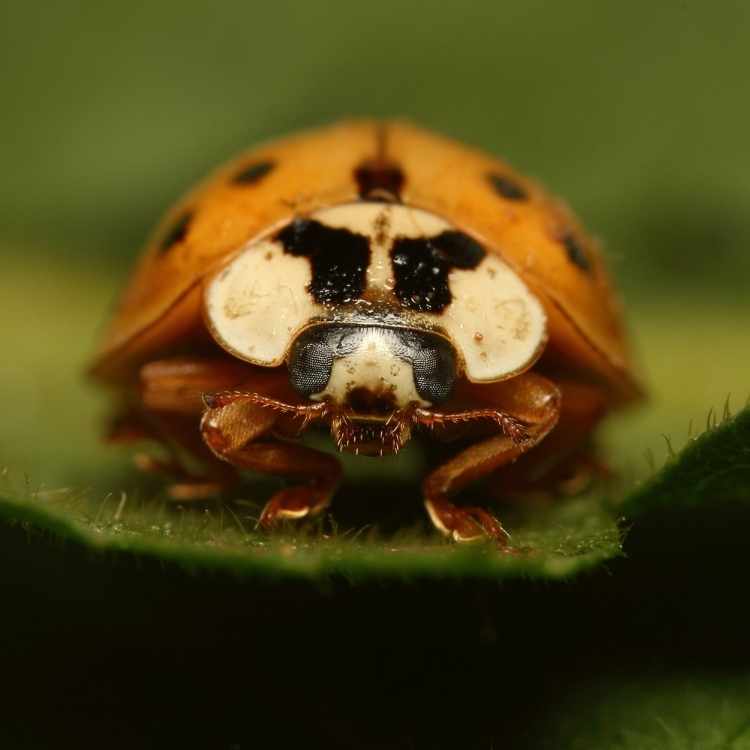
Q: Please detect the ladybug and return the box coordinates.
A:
[90,121,642,543]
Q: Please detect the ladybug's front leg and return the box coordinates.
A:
[417,372,561,544]
[200,394,341,529]
[136,356,341,525]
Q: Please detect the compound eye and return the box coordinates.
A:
[411,339,457,404]
[287,335,334,397]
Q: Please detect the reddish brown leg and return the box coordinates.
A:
[106,405,237,499]
[201,396,341,528]
[123,356,341,524]
[488,380,611,500]
[134,426,232,499]
[417,372,561,543]
[117,357,288,500]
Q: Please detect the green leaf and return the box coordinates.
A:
[530,673,750,750]
[0,484,620,582]
[622,403,750,519]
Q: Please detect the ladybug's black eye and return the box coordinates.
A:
[394,330,457,404]
[288,325,367,396]
[288,334,335,397]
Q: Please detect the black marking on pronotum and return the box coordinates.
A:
[354,160,405,201]
[288,324,457,404]
[487,172,528,201]
[158,211,193,254]
[391,231,486,313]
[275,219,370,305]
[231,160,276,185]
[561,232,592,272]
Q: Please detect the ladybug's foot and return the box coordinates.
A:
[556,454,611,497]
[258,484,331,530]
[201,400,341,530]
[424,497,510,545]
[167,480,228,501]
[134,453,234,501]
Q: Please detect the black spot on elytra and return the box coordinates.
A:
[158,211,193,254]
[561,232,592,272]
[354,160,405,201]
[391,231,486,313]
[487,172,528,201]
[231,160,275,185]
[275,219,370,304]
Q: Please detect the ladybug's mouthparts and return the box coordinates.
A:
[345,386,397,415]
[330,413,412,457]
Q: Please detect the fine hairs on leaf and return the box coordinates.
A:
[0,394,747,580]
[0,474,621,582]
[624,401,750,517]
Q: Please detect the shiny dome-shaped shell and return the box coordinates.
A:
[90,120,641,401]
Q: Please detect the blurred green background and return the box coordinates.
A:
[1,1,750,747]
[2,0,750,485]
[3,0,750,295]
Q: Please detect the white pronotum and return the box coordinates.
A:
[204,203,546,382]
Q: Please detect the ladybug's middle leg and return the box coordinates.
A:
[132,356,289,500]
[487,379,611,500]
[110,408,239,500]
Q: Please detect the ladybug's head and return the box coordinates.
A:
[287,323,457,453]
[288,323,457,410]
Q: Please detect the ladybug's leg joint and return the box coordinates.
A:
[416,372,561,545]
[200,396,341,529]
[486,379,611,501]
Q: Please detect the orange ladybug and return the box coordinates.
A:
[90,121,643,543]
